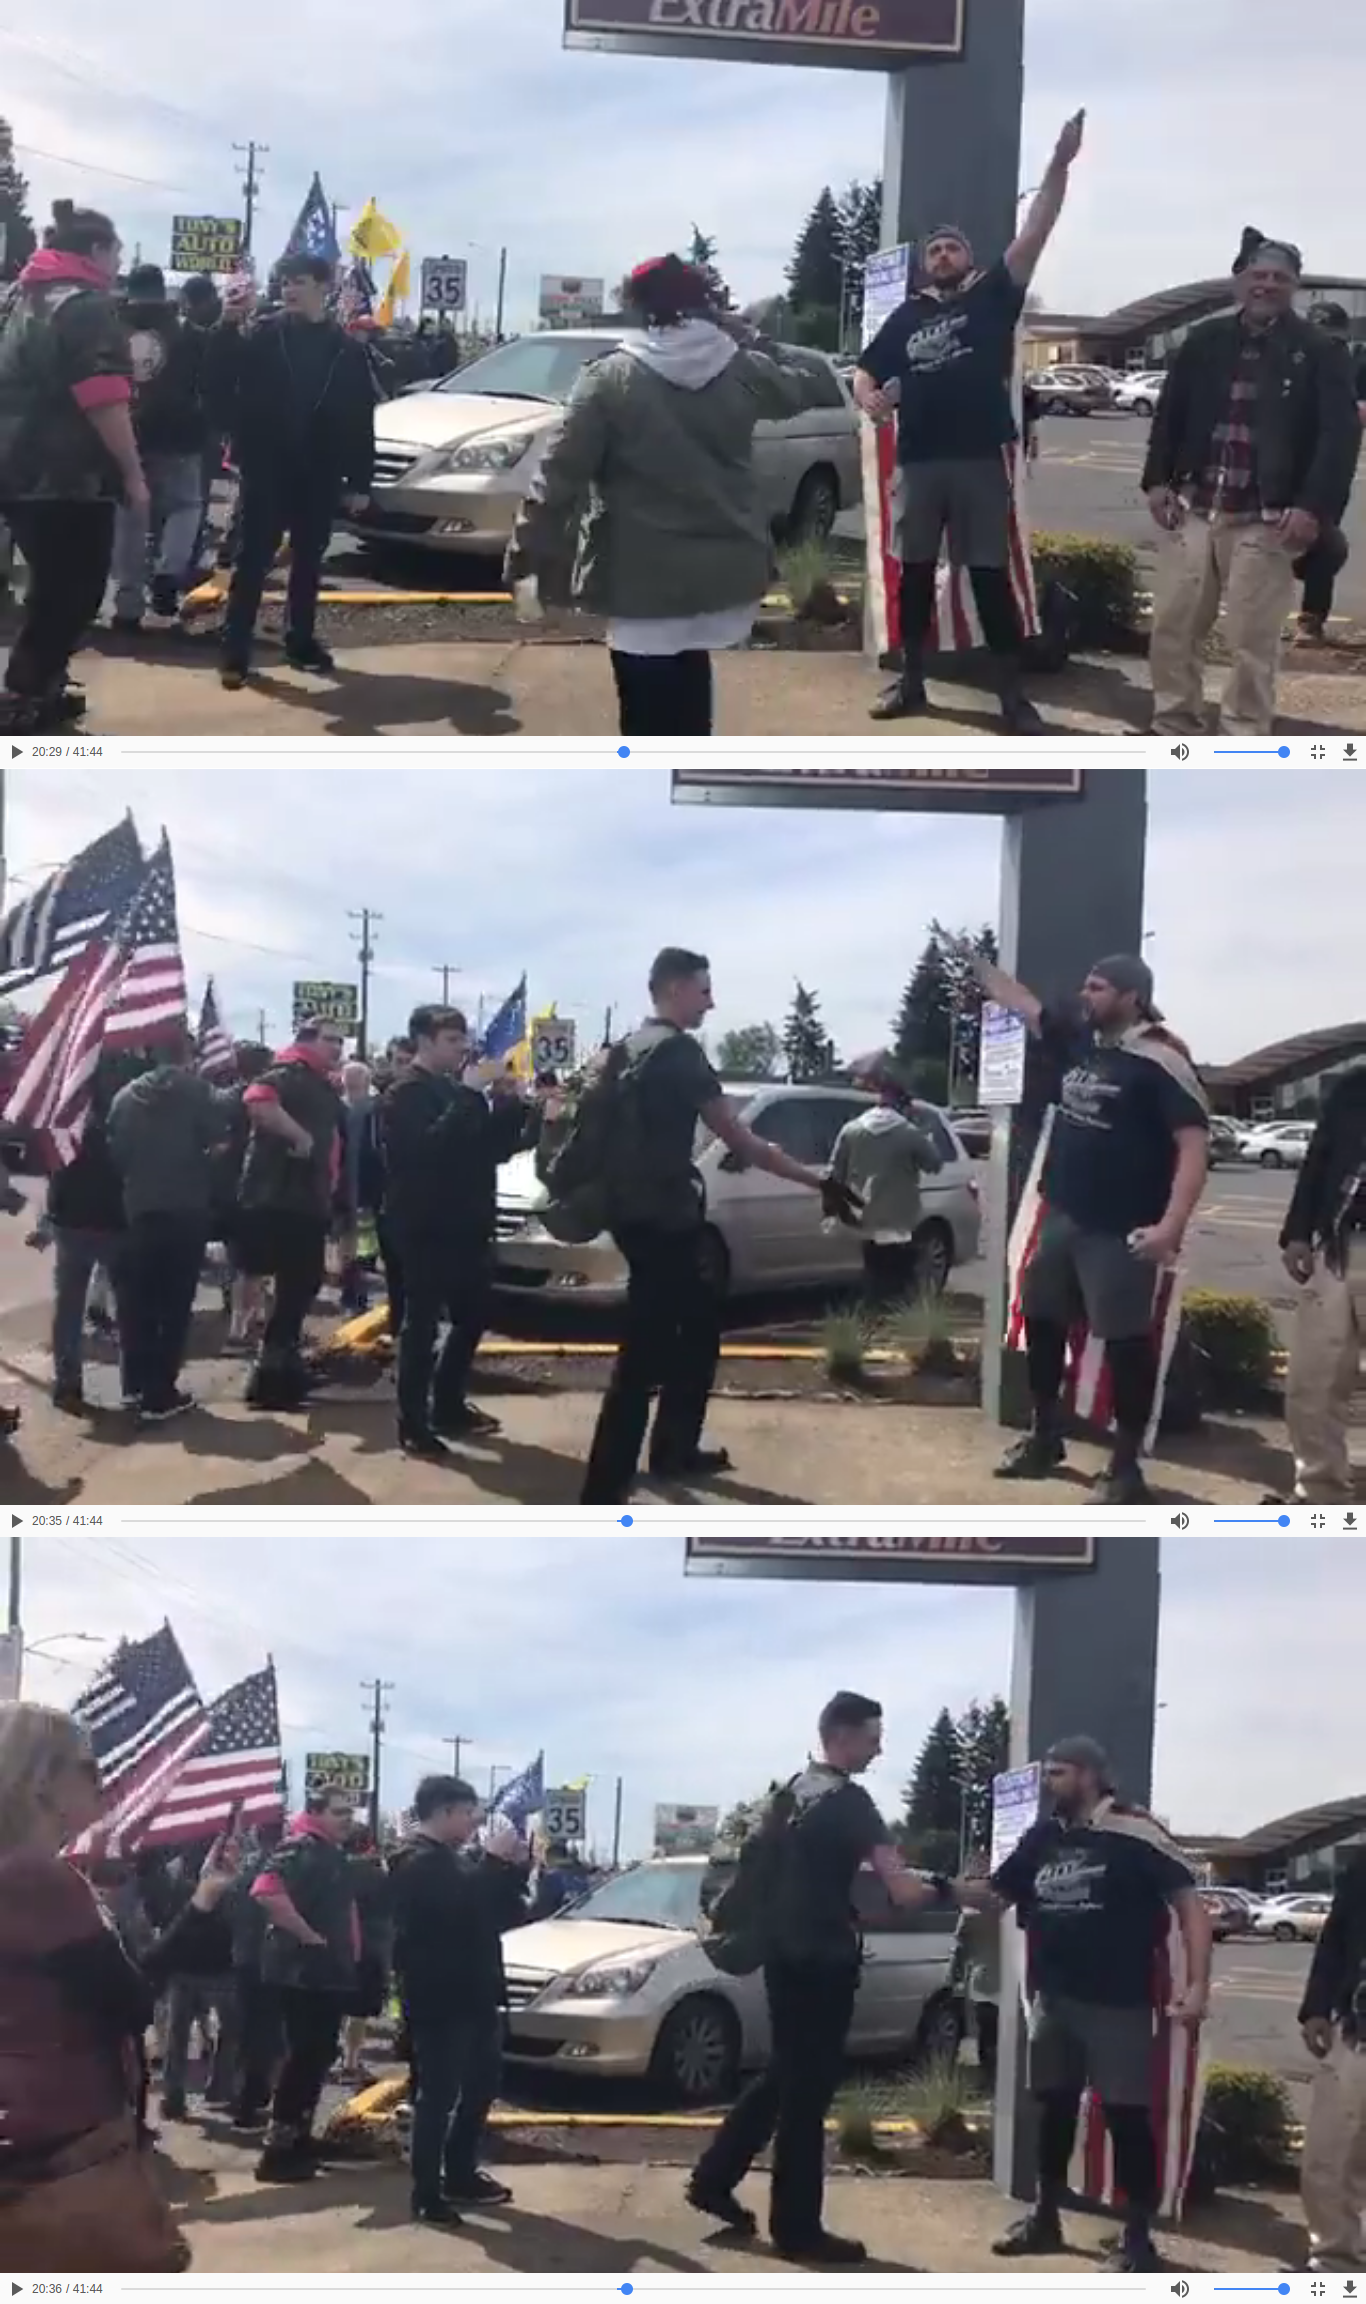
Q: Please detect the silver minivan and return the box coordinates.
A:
[347,328,861,560]
[493,1082,982,1308]
[502,1854,962,2104]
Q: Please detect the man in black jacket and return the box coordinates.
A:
[1274,1066,1366,1503]
[207,252,374,689]
[1144,229,1360,736]
[250,1793,360,2182]
[389,1776,530,2226]
[110,263,212,630]
[43,1101,126,1414]
[1299,1854,1366,2270]
[380,1004,533,1459]
[1295,304,1366,642]
[238,1020,345,1411]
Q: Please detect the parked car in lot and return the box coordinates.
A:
[1113,372,1168,416]
[1207,1115,1241,1166]
[1252,1893,1332,1942]
[493,1082,981,1308]
[1200,1887,1259,1940]
[347,328,861,561]
[501,1854,961,2103]
[947,1106,993,1162]
[1032,367,1114,417]
[1237,1121,1315,1169]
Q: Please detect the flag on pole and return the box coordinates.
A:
[336,258,375,325]
[1004,1106,1185,1452]
[480,975,528,1065]
[196,979,235,1080]
[2,835,188,1163]
[349,199,402,263]
[490,1753,544,1831]
[67,1623,209,1860]
[283,172,339,267]
[0,814,144,995]
[120,1664,284,1850]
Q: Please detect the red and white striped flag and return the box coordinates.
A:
[2,835,188,1164]
[120,1664,284,1851]
[1004,1107,1185,1452]
[1066,1805,1207,2220]
[862,346,1041,665]
[66,1622,210,1862]
[196,978,236,1081]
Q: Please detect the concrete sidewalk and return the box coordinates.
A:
[165,2150,1298,2275]
[73,636,1366,737]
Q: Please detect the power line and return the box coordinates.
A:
[12,140,189,193]
[0,24,223,133]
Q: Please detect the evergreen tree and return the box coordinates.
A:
[956,1696,1011,1856]
[0,120,36,282]
[786,186,844,316]
[891,936,954,1100]
[836,177,884,337]
[688,226,733,311]
[932,919,1000,1105]
[715,1022,781,1080]
[904,1706,963,1839]
[783,982,837,1081]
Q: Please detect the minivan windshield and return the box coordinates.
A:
[563,1861,712,1932]
[436,335,616,404]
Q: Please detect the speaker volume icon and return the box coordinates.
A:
[1170,2283,1190,2298]
[1169,742,1190,761]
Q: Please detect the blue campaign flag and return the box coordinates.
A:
[283,172,340,267]
[480,974,527,1062]
[490,1753,544,1831]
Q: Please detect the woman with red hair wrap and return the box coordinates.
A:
[505,252,833,736]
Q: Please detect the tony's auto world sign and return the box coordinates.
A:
[565,0,963,66]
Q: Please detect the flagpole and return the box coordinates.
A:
[7,1532,20,1635]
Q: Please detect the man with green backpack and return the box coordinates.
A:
[538,947,861,1505]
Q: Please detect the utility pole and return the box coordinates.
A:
[611,1775,624,1870]
[348,907,382,1062]
[446,1734,472,1779]
[602,1004,614,1047]
[7,1532,20,1635]
[494,246,508,342]
[255,1009,271,1044]
[433,964,461,1006]
[233,140,268,257]
[361,1677,393,1841]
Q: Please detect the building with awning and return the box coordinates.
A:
[1024,274,1366,372]
[1181,1797,1366,1894]
[1201,1024,1366,1122]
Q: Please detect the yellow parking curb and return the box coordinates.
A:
[180,583,839,614]
[324,1318,975,1367]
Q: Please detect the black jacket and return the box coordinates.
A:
[1299,1855,1366,2030]
[46,1114,125,1233]
[0,261,132,502]
[1281,1067,1366,1274]
[389,1834,531,2020]
[257,1826,358,1994]
[239,1055,341,1222]
[1141,312,1362,525]
[205,312,375,488]
[381,1072,534,1244]
[121,298,211,457]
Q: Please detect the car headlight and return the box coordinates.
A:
[561,1960,658,1999]
[432,431,537,475]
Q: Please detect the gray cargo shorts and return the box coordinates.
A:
[895,455,1012,569]
[1022,1208,1160,1342]
[1028,1994,1156,2106]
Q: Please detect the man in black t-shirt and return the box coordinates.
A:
[854,111,1085,734]
[952,1736,1210,2274]
[580,947,859,1504]
[689,1692,942,2266]
[968,944,1209,1504]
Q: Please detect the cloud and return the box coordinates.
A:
[8,1,1361,320]
[5,767,1360,1064]
[17,1534,1357,1854]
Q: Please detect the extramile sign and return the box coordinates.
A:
[685,1533,1096,1582]
[670,765,1084,813]
[564,0,963,68]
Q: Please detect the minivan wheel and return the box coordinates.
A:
[916,1993,964,2066]
[1272,1920,1298,1942]
[788,467,840,544]
[912,1221,953,1297]
[1259,1149,1283,1168]
[696,1225,730,1298]
[1132,396,1154,416]
[649,1997,741,2104]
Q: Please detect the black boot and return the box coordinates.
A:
[995,1428,1066,1480]
[995,657,1048,735]
[870,659,930,721]
[993,2205,1065,2256]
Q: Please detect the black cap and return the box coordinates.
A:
[1045,1734,1114,1788]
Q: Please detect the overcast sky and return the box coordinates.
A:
[7,1,1359,325]
[4,767,1358,1068]
[17,1535,1356,1854]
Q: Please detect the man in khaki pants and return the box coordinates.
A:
[1143,229,1360,734]
[1276,1067,1366,1504]
[1299,1856,1366,2271]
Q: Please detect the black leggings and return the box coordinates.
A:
[1026,1317,1157,1462]
[1037,2090,1159,2223]
[898,558,1021,660]
[610,648,713,736]
[3,497,116,696]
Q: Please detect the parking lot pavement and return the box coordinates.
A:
[1210,1939,1315,2117]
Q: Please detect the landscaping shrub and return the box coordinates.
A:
[1031,531,1142,644]
[819,1308,870,1386]
[1187,2065,1297,2201]
[1180,1289,1280,1403]
[884,1294,962,1377]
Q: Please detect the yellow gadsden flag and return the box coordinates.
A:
[349,198,402,262]
[375,250,411,329]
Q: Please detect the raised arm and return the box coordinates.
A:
[1005,111,1086,287]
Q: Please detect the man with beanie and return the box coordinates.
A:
[952,1738,1211,2274]
[111,263,213,630]
[966,944,1209,1504]
[853,111,1085,734]
[827,1056,944,1308]
[1144,231,1360,733]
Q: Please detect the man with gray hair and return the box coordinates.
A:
[964,944,1209,1504]
[1143,229,1360,733]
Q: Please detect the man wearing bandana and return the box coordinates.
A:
[1143,228,1360,734]
[853,111,1086,735]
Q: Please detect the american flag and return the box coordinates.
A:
[197,979,236,1081]
[2,835,188,1164]
[121,1664,284,1851]
[1005,1107,1184,1451]
[67,1622,209,1860]
[0,814,144,995]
